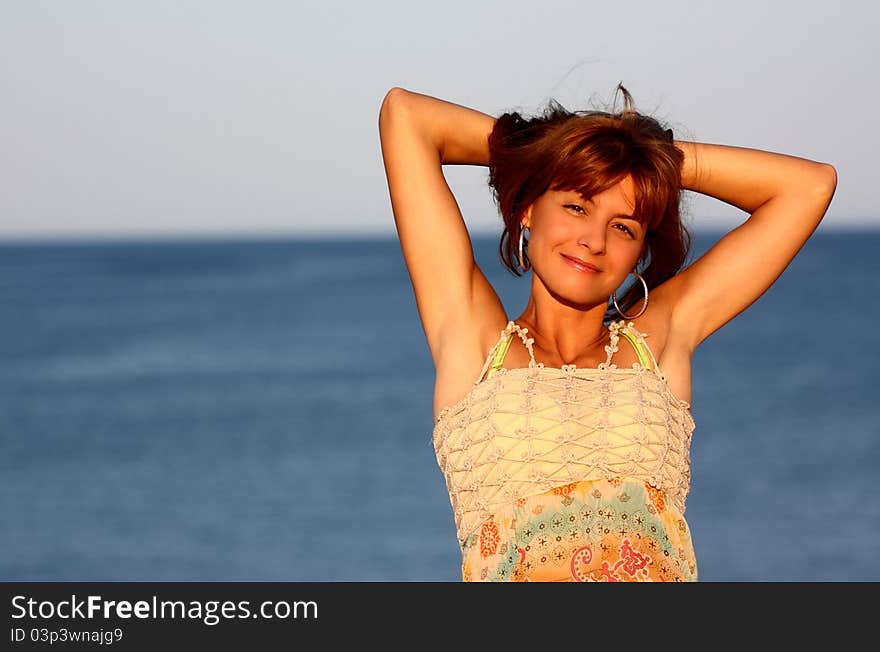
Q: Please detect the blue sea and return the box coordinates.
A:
[1,229,878,582]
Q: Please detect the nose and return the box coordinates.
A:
[577,219,606,255]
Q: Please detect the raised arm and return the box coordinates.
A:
[378,88,506,368]
[663,140,837,349]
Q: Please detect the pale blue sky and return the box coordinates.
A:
[0,0,875,241]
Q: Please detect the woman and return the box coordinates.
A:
[378,84,836,582]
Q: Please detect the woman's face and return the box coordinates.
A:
[522,174,646,308]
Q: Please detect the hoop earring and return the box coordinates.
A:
[517,226,531,272]
[612,272,648,319]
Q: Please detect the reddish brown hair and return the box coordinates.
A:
[488,82,692,322]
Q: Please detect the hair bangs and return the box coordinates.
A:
[548,139,666,230]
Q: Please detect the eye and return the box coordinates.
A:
[565,203,636,236]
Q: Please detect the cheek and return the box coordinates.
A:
[530,221,574,251]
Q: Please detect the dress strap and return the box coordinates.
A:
[474,321,538,384]
[476,319,661,382]
[482,333,513,382]
[509,321,539,368]
[613,320,661,373]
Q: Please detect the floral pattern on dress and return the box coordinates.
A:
[460,477,697,582]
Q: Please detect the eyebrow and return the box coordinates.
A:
[578,196,637,221]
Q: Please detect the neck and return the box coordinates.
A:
[515,294,611,365]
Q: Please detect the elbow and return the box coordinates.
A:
[379,87,411,127]
[383,86,410,104]
[812,162,837,196]
[815,164,838,213]
[821,163,838,194]
[797,163,837,204]
[810,163,838,226]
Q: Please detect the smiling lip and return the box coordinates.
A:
[561,254,601,273]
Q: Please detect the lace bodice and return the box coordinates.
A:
[432,319,695,547]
